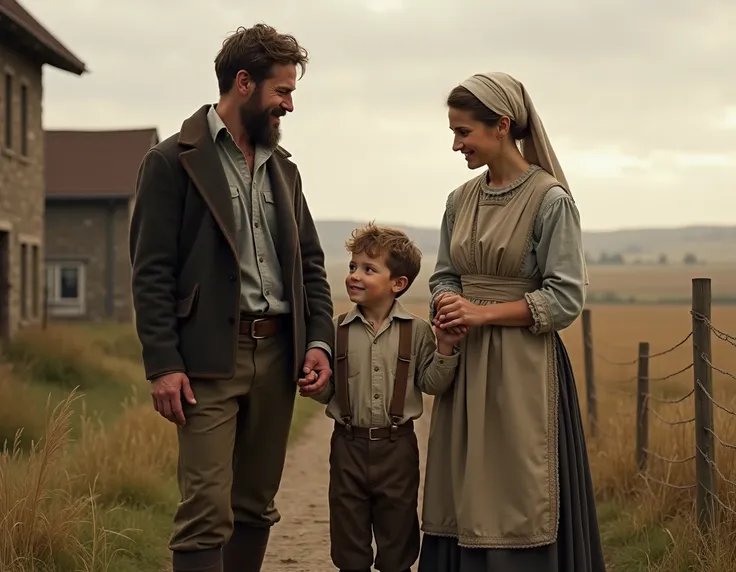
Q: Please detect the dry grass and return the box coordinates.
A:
[0,390,132,572]
[0,367,53,449]
[0,323,163,570]
[70,393,178,509]
[564,304,736,571]
[5,288,736,570]
[583,263,736,303]
[0,321,324,571]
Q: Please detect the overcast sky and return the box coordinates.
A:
[27,0,736,231]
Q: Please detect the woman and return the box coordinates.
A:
[418,72,606,572]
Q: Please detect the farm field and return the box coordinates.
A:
[326,261,736,305]
[2,287,736,570]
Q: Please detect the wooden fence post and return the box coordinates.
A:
[692,277,715,532]
[636,341,650,472]
[582,308,597,437]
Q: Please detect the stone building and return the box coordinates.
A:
[0,0,85,341]
[44,128,158,321]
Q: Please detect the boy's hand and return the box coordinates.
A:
[298,370,320,397]
[434,324,468,355]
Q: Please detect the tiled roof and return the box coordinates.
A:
[45,128,159,198]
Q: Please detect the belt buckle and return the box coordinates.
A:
[250,318,267,339]
[368,427,382,441]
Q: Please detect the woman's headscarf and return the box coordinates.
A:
[459,72,570,195]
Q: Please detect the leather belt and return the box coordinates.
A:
[334,419,414,441]
[238,314,287,339]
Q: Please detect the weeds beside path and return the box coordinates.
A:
[0,323,322,572]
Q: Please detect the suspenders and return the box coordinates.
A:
[335,313,413,440]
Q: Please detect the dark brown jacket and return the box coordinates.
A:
[129,105,334,381]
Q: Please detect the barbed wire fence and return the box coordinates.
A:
[582,277,736,534]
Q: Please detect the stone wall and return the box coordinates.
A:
[0,44,45,340]
[44,198,133,322]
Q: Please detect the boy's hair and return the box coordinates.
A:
[345,222,422,298]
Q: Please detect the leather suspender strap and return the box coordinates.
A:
[388,318,413,431]
[335,313,352,427]
[334,314,414,440]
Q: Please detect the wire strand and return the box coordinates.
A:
[646,389,695,405]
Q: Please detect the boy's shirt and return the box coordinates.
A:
[312,300,459,428]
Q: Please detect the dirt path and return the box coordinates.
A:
[262,397,432,572]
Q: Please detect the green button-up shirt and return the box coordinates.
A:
[207,105,289,315]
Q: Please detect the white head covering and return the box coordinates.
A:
[459,71,570,194]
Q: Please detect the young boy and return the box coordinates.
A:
[302,222,466,572]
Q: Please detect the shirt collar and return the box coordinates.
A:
[206,104,275,163]
[339,299,414,327]
[206,104,228,141]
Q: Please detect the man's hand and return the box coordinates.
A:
[151,372,196,425]
[298,348,331,397]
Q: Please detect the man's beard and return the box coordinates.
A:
[239,98,285,149]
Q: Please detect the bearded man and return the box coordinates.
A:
[129,24,334,572]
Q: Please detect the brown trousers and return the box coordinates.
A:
[169,326,295,554]
[328,424,420,572]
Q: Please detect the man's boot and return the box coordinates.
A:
[222,523,270,572]
[172,548,223,572]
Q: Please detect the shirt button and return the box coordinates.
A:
[374,366,379,372]
[259,257,264,263]
[374,393,380,399]
[265,290,271,296]
[439,359,445,365]
[373,340,378,345]
[254,222,259,228]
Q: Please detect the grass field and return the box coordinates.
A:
[0,323,320,572]
[3,278,736,570]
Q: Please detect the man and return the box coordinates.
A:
[129,24,334,572]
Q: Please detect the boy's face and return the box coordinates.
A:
[345,251,407,306]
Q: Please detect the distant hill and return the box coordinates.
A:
[315,220,736,265]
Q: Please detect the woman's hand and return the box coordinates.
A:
[433,292,468,336]
[434,294,489,329]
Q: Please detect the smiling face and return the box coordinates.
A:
[446,85,524,170]
[344,250,407,307]
[238,63,297,148]
[448,107,507,170]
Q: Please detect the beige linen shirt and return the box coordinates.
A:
[312,301,460,428]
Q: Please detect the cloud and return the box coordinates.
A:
[25,0,736,230]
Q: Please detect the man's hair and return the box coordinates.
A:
[345,222,422,298]
[214,23,309,95]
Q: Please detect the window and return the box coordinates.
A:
[4,73,12,149]
[46,261,86,317]
[20,84,27,156]
[31,245,38,317]
[20,243,27,319]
